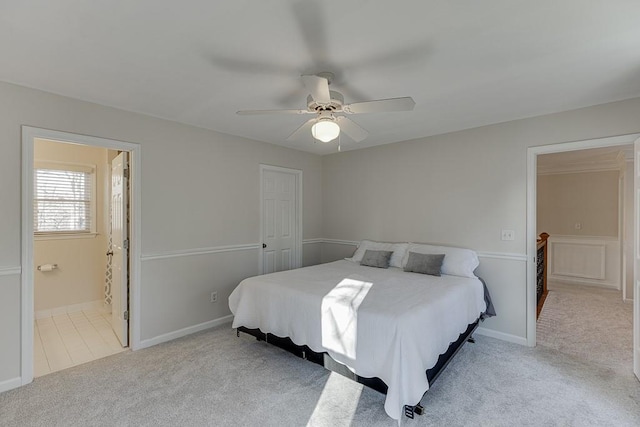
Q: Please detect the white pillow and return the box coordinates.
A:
[402,243,479,278]
[348,240,408,268]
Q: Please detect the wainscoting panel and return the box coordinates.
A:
[551,241,605,279]
[0,274,21,387]
[548,235,620,289]
[138,239,531,347]
[139,241,323,343]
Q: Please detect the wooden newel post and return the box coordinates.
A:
[536,232,550,318]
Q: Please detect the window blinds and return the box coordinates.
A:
[34,164,94,233]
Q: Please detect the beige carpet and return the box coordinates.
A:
[1,292,639,426]
[537,281,633,375]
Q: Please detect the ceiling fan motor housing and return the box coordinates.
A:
[307,90,344,112]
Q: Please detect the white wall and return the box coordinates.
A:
[33,139,110,312]
[0,81,323,388]
[322,96,640,344]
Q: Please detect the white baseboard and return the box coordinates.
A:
[476,327,528,346]
[138,314,234,350]
[548,275,619,290]
[0,376,22,393]
[35,299,108,319]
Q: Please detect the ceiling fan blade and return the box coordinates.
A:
[292,1,329,66]
[342,97,416,114]
[286,118,316,141]
[236,109,312,115]
[301,74,331,104]
[336,116,368,142]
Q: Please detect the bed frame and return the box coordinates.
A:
[237,318,480,418]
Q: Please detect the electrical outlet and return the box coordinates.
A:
[501,229,515,241]
[210,292,218,303]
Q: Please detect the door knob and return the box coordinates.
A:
[262,243,267,249]
[106,251,114,256]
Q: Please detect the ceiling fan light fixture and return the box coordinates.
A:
[311,118,340,143]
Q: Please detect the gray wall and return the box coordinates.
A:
[321,96,640,343]
[0,81,323,387]
[3,77,640,389]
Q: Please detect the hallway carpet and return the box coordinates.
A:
[537,281,633,374]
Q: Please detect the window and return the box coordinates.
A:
[34,162,96,235]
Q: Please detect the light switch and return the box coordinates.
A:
[501,229,515,241]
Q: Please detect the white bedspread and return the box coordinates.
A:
[229,260,487,420]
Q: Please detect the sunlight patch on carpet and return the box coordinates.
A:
[306,372,364,427]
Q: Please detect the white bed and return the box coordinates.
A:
[229,259,488,420]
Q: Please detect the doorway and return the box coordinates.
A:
[535,146,633,372]
[259,165,302,274]
[32,139,128,377]
[527,132,640,381]
[21,127,141,386]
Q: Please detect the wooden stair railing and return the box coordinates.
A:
[536,232,550,318]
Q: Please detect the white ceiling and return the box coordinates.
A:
[2,1,640,155]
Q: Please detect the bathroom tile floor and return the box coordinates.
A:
[34,309,126,377]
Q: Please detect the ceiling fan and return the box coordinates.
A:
[237,72,415,144]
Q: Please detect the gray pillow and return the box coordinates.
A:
[403,252,445,276]
[360,249,393,269]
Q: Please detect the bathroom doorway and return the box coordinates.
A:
[21,126,141,385]
[32,138,128,377]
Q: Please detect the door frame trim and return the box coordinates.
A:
[21,126,142,385]
[633,137,640,378]
[526,133,640,347]
[259,164,303,274]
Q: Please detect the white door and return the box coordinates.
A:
[111,152,128,347]
[634,138,640,380]
[261,168,298,274]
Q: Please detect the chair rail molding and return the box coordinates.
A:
[308,239,528,261]
[318,238,360,246]
[476,252,528,261]
[0,266,21,276]
[302,238,324,245]
[140,239,529,263]
[141,243,261,261]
